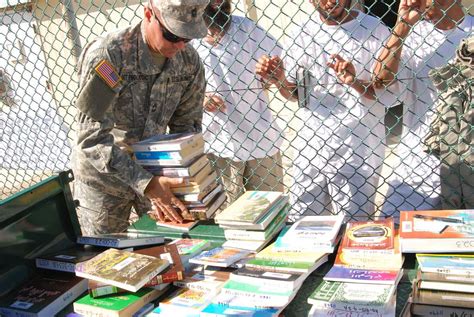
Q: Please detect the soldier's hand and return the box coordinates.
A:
[327,54,356,85]
[256,55,285,86]
[397,0,425,26]
[144,176,193,223]
[204,93,226,112]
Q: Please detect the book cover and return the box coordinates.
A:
[400,210,474,239]
[74,287,163,317]
[170,238,211,256]
[77,232,164,248]
[155,220,199,232]
[282,214,344,245]
[416,254,474,276]
[341,218,395,252]
[230,267,305,291]
[159,287,213,314]
[175,182,220,202]
[324,266,402,285]
[308,280,395,313]
[189,247,251,267]
[135,147,203,167]
[246,254,328,274]
[35,246,102,273]
[256,242,327,264]
[222,222,285,253]
[0,273,87,317]
[201,302,279,317]
[135,244,185,285]
[221,280,294,307]
[215,191,283,224]
[75,248,169,292]
[132,132,204,152]
[181,183,223,205]
[173,271,229,293]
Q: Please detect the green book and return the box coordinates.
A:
[245,257,318,273]
[73,288,162,317]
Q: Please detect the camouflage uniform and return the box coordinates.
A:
[72,22,205,235]
[425,36,474,209]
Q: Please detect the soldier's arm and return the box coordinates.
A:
[168,54,206,133]
[75,46,153,196]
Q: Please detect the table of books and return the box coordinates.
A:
[127,218,418,317]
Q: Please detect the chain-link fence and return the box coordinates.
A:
[1,0,473,221]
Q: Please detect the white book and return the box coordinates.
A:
[419,280,474,293]
[282,214,344,246]
[223,222,285,253]
[189,247,252,268]
[401,238,474,253]
[77,232,164,248]
[132,132,204,152]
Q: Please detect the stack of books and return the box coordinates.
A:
[169,238,211,269]
[214,191,289,252]
[399,209,474,253]
[132,132,226,222]
[307,218,403,317]
[407,253,474,316]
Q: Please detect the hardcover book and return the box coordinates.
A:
[74,287,164,317]
[77,232,164,248]
[189,247,252,267]
[215,191,284,224]
[0,273,87,317]
[341,218,395,253]
[75,248,169,292]
[35,246,102,273]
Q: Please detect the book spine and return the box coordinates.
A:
[35,259,75,273]
[309,299,386,314]
[422,267,474,277]
[77,237,119,248]
[89,284,123,298]
[0,308,36,317]
[224,230,266,241]
[144,271,184,286]
[230,274,295,292]
[190,211,211,220]
[135,151,184,160]
[401,238,474,253]
[421,271,474,283]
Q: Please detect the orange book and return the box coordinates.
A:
[341,218,395,252]
[400,210,474,239]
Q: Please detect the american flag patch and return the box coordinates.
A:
[94,60,121,88]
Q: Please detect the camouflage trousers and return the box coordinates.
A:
[73,180,151,235]
[208,152,284,209]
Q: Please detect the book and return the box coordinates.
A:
[35,246,102,273]
[230,267,305,292]
[412,287,474,309]
[189,247,252,267]
[170,238,211,256]
[256,242,328,264]
[324,266,402,285]
[281,214,344,246]
[175,182,220,202]
[158,287,214,316]
[221,280,294,306]
[171,171,217,194]
[224,206,288,241]
[73,287,164,317]
[188,192,226,220]
[218,199,289,230]
[144,154,209,177]
[400,209,474,252]
[0,273,87,317]
[171,163,213,187]
[132,303,155,317]
[75,248,169,292]
[222,222,285,253]
[341,218,395,254]
[155,220,199,232]
[411,302,474,317]
[419,279,474,293]
[420,270,474,284]
[135,146,203,166]
[181,183,223,205]
[215,191,284,224]
[173,270,230,293]
[245,254,328,274]
[307,280,396,314]
[77,232,164,248]
[416,253,474,276]
[131,132,204,152]
[201,302,279,317]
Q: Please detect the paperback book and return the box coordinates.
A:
[281,214,344,246]
[416,253,474,276]
[230,267,305,291]
[341,218,395,254]
[131,132,204,152]
[145,154,208,177]
[35,246,102,273]
[324,266,402,285]
[189,247,252,267]
[75,248,169,292]
[155,220,199,232]
[76,232,164,248]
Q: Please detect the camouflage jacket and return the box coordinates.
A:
[425,36,473,208]
[72,22,205,198]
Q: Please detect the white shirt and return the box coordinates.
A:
[193,16,283,161]
[285,11,395,172]
[400,17,474,153]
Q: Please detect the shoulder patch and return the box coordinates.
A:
[94,60,121,88]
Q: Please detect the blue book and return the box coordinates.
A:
[134,151,180,160]
[201,303,279,316]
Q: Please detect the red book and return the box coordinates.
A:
[135,244,185,285]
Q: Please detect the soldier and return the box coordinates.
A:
[72,0,207,235]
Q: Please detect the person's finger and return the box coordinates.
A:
[163,204,183,223]
[151,201,166,222]
[172,196,193,220]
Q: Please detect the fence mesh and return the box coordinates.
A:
[1,0,473,221]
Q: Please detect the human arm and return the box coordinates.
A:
[372,0,425,87]
[327,54,376,100]
[256,55,298,102]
